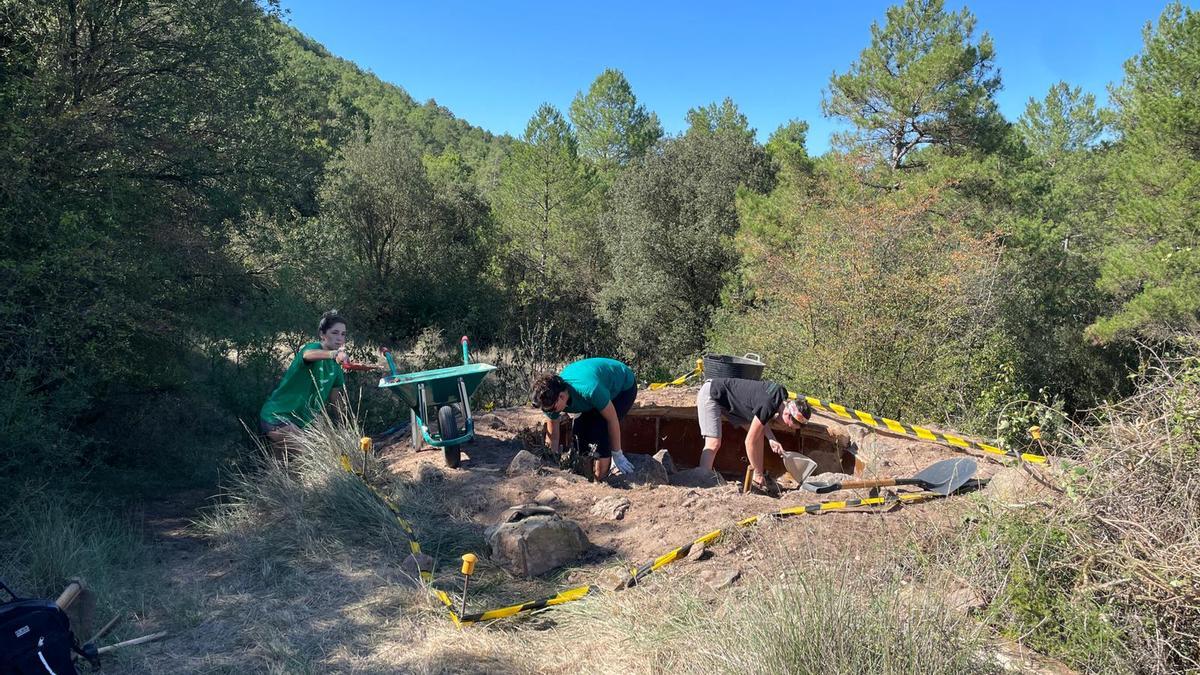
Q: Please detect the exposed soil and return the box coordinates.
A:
[109,385,1067,673]
[380,386,1006,579]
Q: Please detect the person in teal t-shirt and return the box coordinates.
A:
[531,357,637,481]
[259,310,351,451]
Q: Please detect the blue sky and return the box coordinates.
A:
[278,1,1178,155]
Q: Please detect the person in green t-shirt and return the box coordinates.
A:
[259,310,352,451]
[531,357,637,482]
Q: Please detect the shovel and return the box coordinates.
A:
[802,458,977,496]
[781,452,817,484]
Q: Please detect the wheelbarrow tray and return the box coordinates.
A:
[378,363,496,409]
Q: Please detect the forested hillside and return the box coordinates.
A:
[4,0,1199,482]
[4,0,1199,481]
[0,2,512,480]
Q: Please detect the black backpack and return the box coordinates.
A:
[0,580,85,675]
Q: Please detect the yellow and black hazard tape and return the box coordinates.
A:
[643,360,1046,464]
[340,439,948,627]
[626,491,939,584]
[648,359,704,390]
[452,491,941,625]
[339,450,432,583]
[439,584,594,626]
[795,394,1047,464]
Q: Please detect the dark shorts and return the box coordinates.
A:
[259,418,297,436]
[572,385,637,458]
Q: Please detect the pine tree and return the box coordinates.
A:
[823,0,1003,170]
[569,69,662,170]
[1090,2,1200,342]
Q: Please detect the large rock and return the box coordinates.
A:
[685,541,709,562]
[981,466,1055,504]
[652,449,677,475]
[595,569,631,592]
[846,426,888,469]
[486,505,589,577]
[623,453,669,485]
[507,449,543,476]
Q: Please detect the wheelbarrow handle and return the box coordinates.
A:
[381,346,399,377]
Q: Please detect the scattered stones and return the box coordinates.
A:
[670,467,725,488]
[595,569,631,592]
[685,541,709,562]
[590,495,631,520]
[534,489,559,505]
[652,449,676,475]
[398,552,435,586]
[623,453,669,485]
[486,509,589,577]
[808,471,855,485]
[981,466,1054,504]
[699,568,740,590]
[506,449,543,476]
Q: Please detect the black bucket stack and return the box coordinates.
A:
[702,353,766,380]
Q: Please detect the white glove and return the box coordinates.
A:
[611,451,635,476]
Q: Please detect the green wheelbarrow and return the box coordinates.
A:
[378,336,497,468]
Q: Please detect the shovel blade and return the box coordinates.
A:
[781,452,817,484]
[801,457,978,495]
[915,458,977,495]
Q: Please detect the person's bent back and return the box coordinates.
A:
[532,357,637,481]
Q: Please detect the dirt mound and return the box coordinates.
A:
[379,387,1003,575]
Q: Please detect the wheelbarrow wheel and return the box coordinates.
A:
[438,405,461,468]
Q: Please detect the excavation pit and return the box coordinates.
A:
[558,401,862,480]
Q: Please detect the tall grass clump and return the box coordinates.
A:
[0,489,149,622]
[199,411,486,582]
[197,415,410,575]
[969,340,1200,673]
[539,563,999,675]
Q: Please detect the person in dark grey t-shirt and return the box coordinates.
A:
[696,377,812,495]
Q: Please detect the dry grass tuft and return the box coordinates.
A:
[404,555,1000,675]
